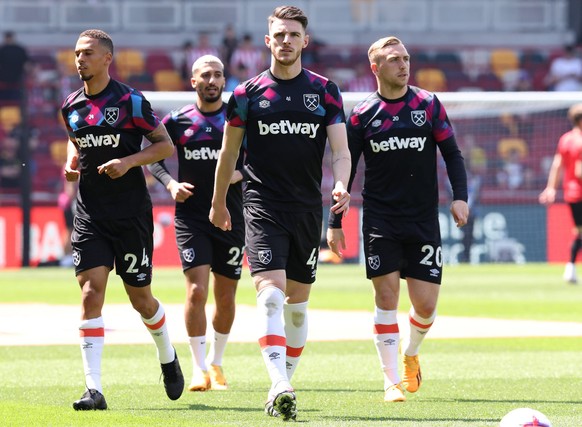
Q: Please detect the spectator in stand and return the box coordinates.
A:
[221,25,239,74]
[346,62,376,92]
[0,31,30,103]
[188,32,220,68]
[0,131,20,190]
[225,62,249,92]
[229,33,267,79]
[544,44,582,91]
[539,103,582,284]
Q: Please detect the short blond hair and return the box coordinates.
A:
[567,103,582,127]
[367,36,403,64]
[191,55,224,75]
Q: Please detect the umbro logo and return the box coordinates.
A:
[269,351,280,361]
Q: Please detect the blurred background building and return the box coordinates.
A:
[1,0,581,266]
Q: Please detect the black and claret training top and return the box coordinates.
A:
[61,79,161,220]
[227,68,346,212]
[149,102,244,223]
[330,86,467,227]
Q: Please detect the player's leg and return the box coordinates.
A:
[205,228,244,390]
[184,265,212,391]
[283,210,319,382]
[74,266,109,410]
[371,272,405,402]
[283,280,311,381]
[206,272,238,390]
[564,204,582,284]
[363,217,405,402]
[400,220,442,394]
[118,215,183,401]
[71,216,113,410]
[401,278,439,392]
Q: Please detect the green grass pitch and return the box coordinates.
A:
[1,263,581,426]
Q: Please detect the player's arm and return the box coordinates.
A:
[98,123,174,179]
[326,122,351,258]
[327,123,351,214]
[210,122,244,231]
[64,138,80,182]
[440,136,469,227]
[539,153,563,204]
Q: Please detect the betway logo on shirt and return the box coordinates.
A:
[258,120,320,139]
[370,137,426,152]
[184,147,219,160]
[76,133,120,149]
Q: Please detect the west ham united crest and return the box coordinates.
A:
[104,107,119,125]
[411,110,426,127]
[182,248,195,263]
[303,94,319,111]
[258,250,272,264]
[367,255,380,270]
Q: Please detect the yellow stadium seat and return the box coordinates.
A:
[0,106,21,131]
[56,49,77,76]
[490,49,519,80]
[414,68,447,92]
[498,137,528,160]
[153,70,184,91]
[50,140,68,165]
[115,49,145,80]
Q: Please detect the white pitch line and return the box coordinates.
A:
[1,303,582,346]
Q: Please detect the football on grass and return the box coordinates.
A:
[499,408,552,427]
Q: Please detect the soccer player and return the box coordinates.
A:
[210,5,351,421]
[61,29,184,410]
[539,103,582,284]
[329,36,468,402]
[148,55,245,391]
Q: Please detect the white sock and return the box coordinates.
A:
[79,317,105,393]
[373,307,400,389]
[283,301,308,380]
[256,286,289,390]
[141,300,175,364]
[207,330,229,367]
[188,336,208,371]
[403,308,436,356]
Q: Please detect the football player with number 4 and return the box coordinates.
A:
[328,36,468,403]
[210,5,351,421]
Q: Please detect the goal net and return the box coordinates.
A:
[145,91,582,265]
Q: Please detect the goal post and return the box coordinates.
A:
[145,91,581,265]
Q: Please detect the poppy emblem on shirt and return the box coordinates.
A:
[367,255,380,270]
[303,94,319,111]
[258,250,272,264]
[105,107,119,125]
[411,110,426,127]
[182,248,195,263]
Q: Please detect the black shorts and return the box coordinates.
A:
[362,215,443,284]
[569,202,582,227]
[175,216,245,280]
[244,205,321,284]
[71,212,154,287]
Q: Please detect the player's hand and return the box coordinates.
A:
[327,227,346,258]
[230,170,243,184]
[168,181,194,202]
[450,200,469,228]
[538,187,556,205]
[209,204,232,231]
[64,155,80,182]
[331,183,350,216]
[97,158,129,179]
